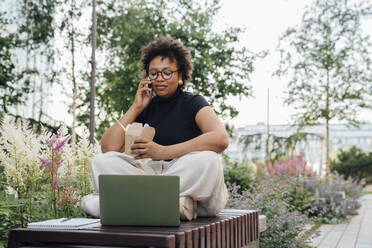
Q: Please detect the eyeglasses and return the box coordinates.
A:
[148,69,178,80]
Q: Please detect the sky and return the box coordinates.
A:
[214,0,372,128]
[50,0,372,129]
[215,0,311,127]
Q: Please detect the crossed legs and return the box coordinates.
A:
[83,151,228,218]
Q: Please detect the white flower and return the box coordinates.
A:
[5,186,18,198]
[0,115,44,196]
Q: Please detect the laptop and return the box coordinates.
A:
[99,174,180,226]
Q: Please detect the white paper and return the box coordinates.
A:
[27,218,100,230]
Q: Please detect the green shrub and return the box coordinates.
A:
[331,146,372,184]
[224,161,255,194]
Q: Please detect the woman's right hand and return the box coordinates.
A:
[133,78,152,111]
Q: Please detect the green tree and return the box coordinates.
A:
[0,13,31,114]
[78,0,262,137]
[17,0,56,122]
[275,0,372,178]
[331,146,372,183]
[56,0,87,146]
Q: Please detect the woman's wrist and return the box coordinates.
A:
[114,105,143,131]
[130,104,144,115]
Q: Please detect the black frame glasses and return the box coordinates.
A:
[148,70,178,80]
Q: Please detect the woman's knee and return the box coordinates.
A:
[196,151,220,166]
[91,152,114,170]
[182,151,222,173]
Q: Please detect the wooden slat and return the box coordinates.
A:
[241,214,245,246]
[252,212,256,241]
[233,217,238,248]
[205,224,211,248]
[230,216,234,248]
[244,214,248,245]
[245,214,249,245]
[199,226,205,248]
[251,212,254,242]
[192,228,199,248]
[220,219,226,248]
[237,217,241,248]
[247,213,251,244]
[210,223,216,248]
[255,211,259,241]
[216,222,221,248]
[225,219,230,248]
[247,213,251,242]
[185,230,192,248]
[253,211,257,241]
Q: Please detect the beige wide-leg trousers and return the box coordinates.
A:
[90,151,228,217]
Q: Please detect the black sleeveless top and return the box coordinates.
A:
[135,87,209,146]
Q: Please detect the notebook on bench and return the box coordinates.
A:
[99,174,180,226]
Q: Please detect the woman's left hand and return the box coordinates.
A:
[131,138,166,160]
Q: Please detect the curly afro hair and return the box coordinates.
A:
[141,37,193,89]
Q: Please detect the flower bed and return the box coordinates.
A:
[0,115,100,246]
[224,154,363,248]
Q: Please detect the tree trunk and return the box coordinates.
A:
[325,116,330,179]
[325,72,331,180]
[265,88,270,164]
[32,51,37,119]
[25,1,31,117]
[38,77,44,122]
[70,1,77,147]
[90,0,97,144]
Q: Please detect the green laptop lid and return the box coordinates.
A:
[99,174,180,226]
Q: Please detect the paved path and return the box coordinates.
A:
[308,194,372,248]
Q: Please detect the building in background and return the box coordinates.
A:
[225,123,372,174]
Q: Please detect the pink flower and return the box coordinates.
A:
[56,159,63,166]
[52,177,58,190]
[268,152,316,178]
[54,137,69,152]
[39,157,52,168]
[56,131,62,139]
[59,184,79,208]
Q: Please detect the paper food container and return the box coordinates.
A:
[124,122,155,155]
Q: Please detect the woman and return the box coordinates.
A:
[82,37,229,220]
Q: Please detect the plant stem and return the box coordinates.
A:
[51,149,57,218]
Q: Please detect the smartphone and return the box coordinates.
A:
[146,77,152,88]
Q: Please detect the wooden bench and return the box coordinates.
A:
[8,209,260,248]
